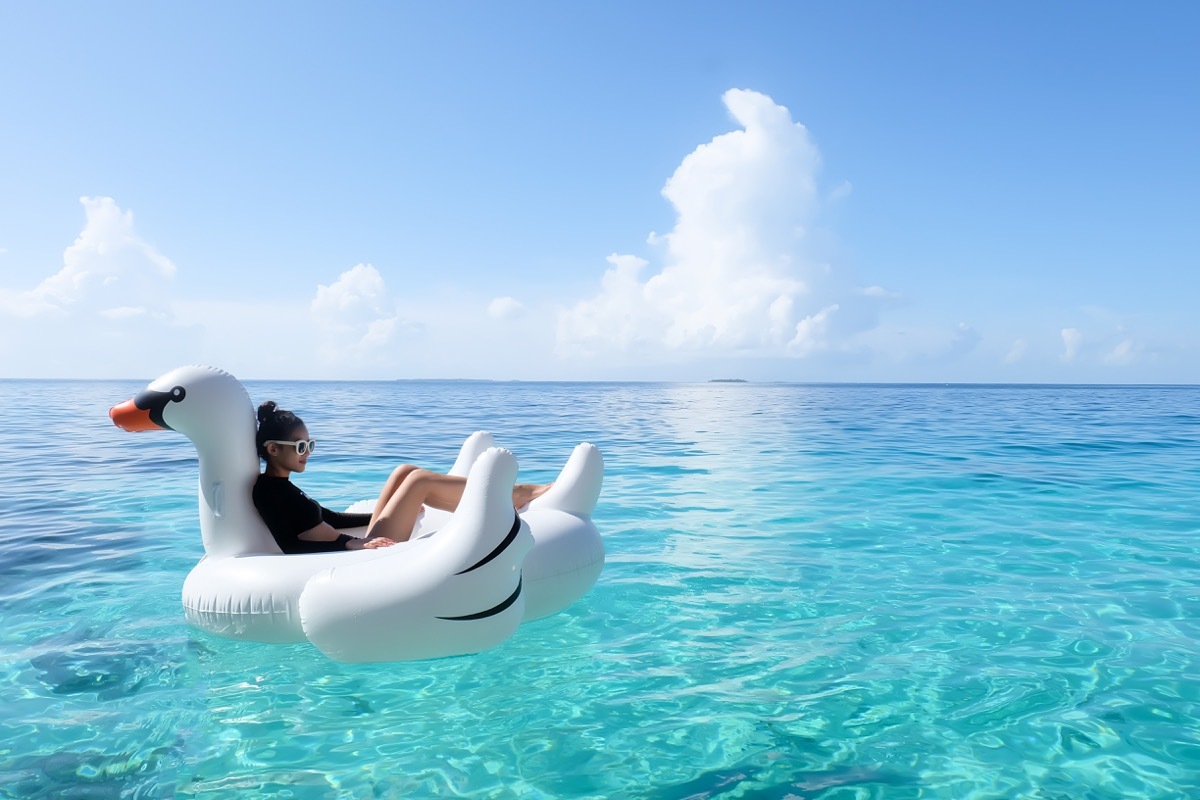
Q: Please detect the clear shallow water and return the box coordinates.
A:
[1,379,1199,799]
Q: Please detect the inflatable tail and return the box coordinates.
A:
[528,442,604,517]
[448,430,497,476]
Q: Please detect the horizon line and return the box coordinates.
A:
[4,376,1199,388]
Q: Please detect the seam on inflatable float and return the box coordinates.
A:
[456,516,520,575]
[436,578,523,621]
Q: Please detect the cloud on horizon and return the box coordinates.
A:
[0,95,1178,382]
[310,263,406,367]
[0,196,549,379]
[1060,328,1083,363]
[0,199,416,378]
[0,197,197,377]
[0,197,175,319]
[488,296,525,321]
[557,89,892,364]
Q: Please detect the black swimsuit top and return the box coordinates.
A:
[252,474,371,554]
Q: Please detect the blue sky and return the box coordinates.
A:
[1,1,1197,382]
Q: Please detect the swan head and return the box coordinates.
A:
[110,365,276,558]
[110,365,253,445]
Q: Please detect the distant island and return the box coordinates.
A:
[708,378,748,383]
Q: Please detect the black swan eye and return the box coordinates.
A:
[133,385,188,430]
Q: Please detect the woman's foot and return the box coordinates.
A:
[513,482,553,509]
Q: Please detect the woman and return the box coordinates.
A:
[252,401,550,554]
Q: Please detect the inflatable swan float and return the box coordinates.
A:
[109,365,604,663]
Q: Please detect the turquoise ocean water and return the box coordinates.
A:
[1,379,1198,799]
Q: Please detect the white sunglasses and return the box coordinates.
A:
[266,438,317,455]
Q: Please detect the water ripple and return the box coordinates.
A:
[1,380,1198,798]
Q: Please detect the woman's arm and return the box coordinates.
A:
[297,522,396,550]
[321,508,372,529]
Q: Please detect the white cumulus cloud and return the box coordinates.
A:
[0,197,195,377]
[0,196,175,319]
[557,89,889,363]
[99,305,148,320]
[488,296,525,320]
[947,322,982,359]
[1061,327,1083,362]
[1104,338,1136,366]
[310,263,403,365]
[1005,338,1028,364]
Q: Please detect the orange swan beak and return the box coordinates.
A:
[109,398,166,432]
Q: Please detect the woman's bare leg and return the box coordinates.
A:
[369,464,421,528]
[367,469,466,542]
[367,467,553,543]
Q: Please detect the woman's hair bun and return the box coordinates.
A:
[254,401,302,461]
[257,400,279,424]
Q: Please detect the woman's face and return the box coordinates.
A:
[267,423,311,474]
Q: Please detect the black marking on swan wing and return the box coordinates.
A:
[135,385,186,430]
[456,515,520,575]
[436,578,522,621]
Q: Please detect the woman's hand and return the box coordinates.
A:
[361,536,398,549]
[345,535,398,550]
